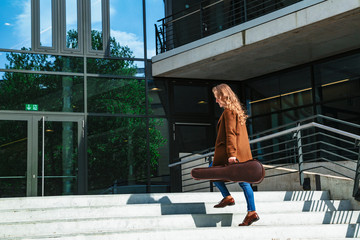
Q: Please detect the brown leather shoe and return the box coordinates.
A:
[238,211,260,226]
[213,196,235,208]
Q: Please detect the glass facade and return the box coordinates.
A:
[0,0,167,197]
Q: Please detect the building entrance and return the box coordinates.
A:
[0,113,85,197]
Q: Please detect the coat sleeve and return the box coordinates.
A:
[223,109,238,158]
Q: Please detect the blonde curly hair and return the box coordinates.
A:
[212,83,248,125]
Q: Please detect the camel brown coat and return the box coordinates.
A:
[213,108,253,166]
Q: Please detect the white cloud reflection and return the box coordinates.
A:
[111,30,144,59]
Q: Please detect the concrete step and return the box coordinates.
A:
[0,191,330,210]
[0,200,352,223]
[3,224,360,240]
[0,191,355,239]
[1,210,359,237]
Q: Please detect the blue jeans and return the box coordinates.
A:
[209,162,256,211]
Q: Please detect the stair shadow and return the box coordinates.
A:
[285,191,360,237]
[126,194,233,227]
[284,191,328,201]
[346,224,360,238]
[302,200,338,212]
[191,213,233,227]
[322,211,360,224]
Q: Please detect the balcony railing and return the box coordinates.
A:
[155,0,315,54]
[170,115,360,199]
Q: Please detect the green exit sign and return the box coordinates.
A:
[25,104,38,111]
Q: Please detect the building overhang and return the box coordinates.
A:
[152,0,360,81]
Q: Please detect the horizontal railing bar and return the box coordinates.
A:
[251,138,296,152]
[37,176,77,179]
[0,176,26,179]
[319,115,360,129]
[312,122,360,140]
[300,131,355,146]
[249,114,360,139]
[303,157,356,173]
[252,122,360,145]
[264,171,298,178]
[263,163,299,170]
[250,122,314,144]
[169,122,360,167]
[301,165,353,179]
[169,152,214,168]
[257,155,297,164]
[165,0,224,25]
[172,148,215,163]
[320,148,357,162]
[301,149,355,162]
[249,115,320,138]
[181,162,209,171]
[185,186,213,192]
[299,141,358,156]
[254,149,294,160]
[316,141,358,155]
[316,132,355,145]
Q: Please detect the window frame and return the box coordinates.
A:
[31,0,110,56]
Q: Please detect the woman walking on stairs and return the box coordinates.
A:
[211,83,259,226]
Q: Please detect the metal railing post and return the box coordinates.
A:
[199,2,205,38]
[161,19,166,52]
[155,24,159,55]
[207,156,214,192]
[353,140,360,199]
[243,0,247,22]
[296,122,304,186]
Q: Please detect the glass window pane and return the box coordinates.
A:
[91,0,103,50]
[321,96,360,126]
[109,0,144,58]
[279,68,312,110]
[38,121,78,196]
[66,0,79,49]
[150,118,169,192]
[315,53,360,86]
[247,68,312,115]
[173,85,209,114]
[87,78,145,114]
[315,53,360,103]
[40,0,53,47]
[87,116,149,194]
[87,58,142,77]
[246,76,280,116]
[0,119,27,197]
[146,0,164,58]
[176,125,212,154]
[149,79,168,116]
[0,72,84,112]
[0,51,84,73]
[0,0,31,50]
[321,79,359,102]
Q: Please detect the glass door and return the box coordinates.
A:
[174,122,213,158]
[0,113,84,198]
[171,122,214,192]
[0,115,30,197]
[36,115,84,196]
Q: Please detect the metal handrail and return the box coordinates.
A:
[249,114,360,139]
[170,122,360,167]
[170,119,360,198]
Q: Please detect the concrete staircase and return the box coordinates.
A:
[0,191,359,239]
